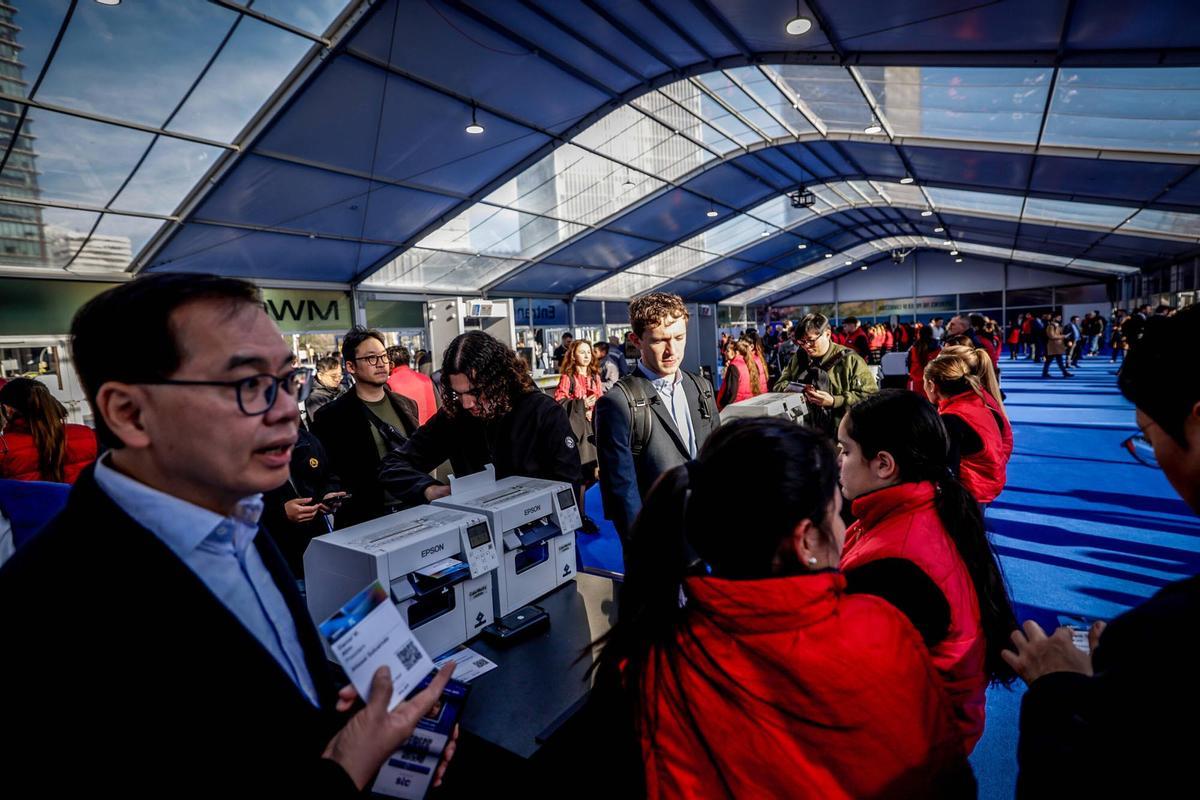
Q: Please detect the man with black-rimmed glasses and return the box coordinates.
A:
[0,273,457,795]
[310,326,419,527]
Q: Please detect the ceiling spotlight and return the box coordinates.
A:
[844,259,852,265]
[899,175,914,185]
[797,243,807,250]
[934,226,945,233]
[864,121,883,135]
[706,206,719,218]
[95,0,121,5]
[920,210,933,217]
[622,170,635,191]
[950,249,959,256]
[954,257,963,263]
[761,229,770,238]
[944,240,952,246]
[860,265,868,270]
[465,104,484,135]
[785,0,812,35]
[824,252,833,258]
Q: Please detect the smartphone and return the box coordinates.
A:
[322,491,351,510]
[1056,614,1092,654]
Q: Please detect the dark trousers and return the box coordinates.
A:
[1042,354,1070,376]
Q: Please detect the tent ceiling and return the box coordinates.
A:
[1,0,1197,303]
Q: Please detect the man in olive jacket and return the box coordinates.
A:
[773,313,877,430]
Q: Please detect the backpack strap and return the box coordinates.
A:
[614,375,656,458]
[681,370,713,420]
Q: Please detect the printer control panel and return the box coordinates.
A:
[553,487,582,533]
[461,520,500,578]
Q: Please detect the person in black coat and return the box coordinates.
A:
[379,331,581,507]
[261,426,345,579]
[1004,307,1200,797]
[0,274,454,796]
[311,327,420,528]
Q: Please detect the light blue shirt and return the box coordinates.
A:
[638,361,698,457]
[94,456,319,706]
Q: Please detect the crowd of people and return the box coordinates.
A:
[0,273,1193,796]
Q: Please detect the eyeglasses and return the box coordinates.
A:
[351,353,389,367]
[799,334,826,347]
[1121,433,1158,468]
[135,367,313,416]
[448,387,482,403]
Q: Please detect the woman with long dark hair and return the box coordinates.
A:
[554,339,604,532]
[595,418,968,798]
[0,378,97,483]
[838,390,1017,752]
[715,340,752,410]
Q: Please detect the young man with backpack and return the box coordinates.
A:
[595,293,720,543]
[773,313,878,435]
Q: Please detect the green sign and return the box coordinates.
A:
[260,288,351,333]
[365,299,424,330]
[0,277,355,336]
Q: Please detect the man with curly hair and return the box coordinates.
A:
[378,331,581,508]
[595,292,720,542]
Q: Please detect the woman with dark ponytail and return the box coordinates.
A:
[838,390,1017,753]
[595,417,968,799]
[0,377,97,483]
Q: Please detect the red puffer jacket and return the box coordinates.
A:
[841,481,988,751]
[0,417,98,483]
[938,391,1012,503]
[640,571,964,799]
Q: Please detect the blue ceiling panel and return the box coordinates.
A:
[1097,232,1198,256]
[819,0,1068,52]
[542,230,664,269]
[526,2,673,78]
[750,148,813,185]
[641,0,743,59]
[591,0,707,67]
[607,188,719,239]
[1152,168,1200,208]
[149,224,392,282]
[1067,0,1200,51]
[902,145,1032,190]
[929,211,1020,235]
[802,141,861,176]
[837,142,907,179]
[687,257,761,284]
[195,155,461,244]
[735,152,799,191]
[655,277,711,299]
[729,237,801,264]
[732,264,790,287]
[349,0,610,134]
[774,144,839,182]
[1013,224,1107,246]
[1031,157,1191,205]
[794,216,849,240]
[255,57,551,195]
[679,161,779,209]
[492,263,610,295]
[824,229,868,251]
[463,1,645,91]
[690,284,742,303]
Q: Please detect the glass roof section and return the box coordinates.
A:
[1043,68,1200,154]
[0,0,350,275]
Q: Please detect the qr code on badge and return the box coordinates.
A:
[395,639,422,670]
[473,658,489,669]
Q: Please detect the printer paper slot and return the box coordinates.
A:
[409,558,471,596]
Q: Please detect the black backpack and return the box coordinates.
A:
[612,371,713,457]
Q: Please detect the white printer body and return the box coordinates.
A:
[721,391,809,424]
[432,465,580,617]
[303,506,498,659]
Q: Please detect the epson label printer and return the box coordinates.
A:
[433,465,579,617]
[303,506,498,659]
[721,392,809,424]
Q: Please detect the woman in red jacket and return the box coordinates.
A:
[715,340,754,410]
[924,348,1013,504]
[554,339,603,533]
[907,325,941,400]
[595,418,969,799]
[0,378,97,484]
[837,391,1017,752]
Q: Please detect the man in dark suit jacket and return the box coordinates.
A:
[596,293,720,542]
[0,274,453,795]
[312,326,420,528]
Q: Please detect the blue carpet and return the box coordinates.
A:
[577,356,1199,799]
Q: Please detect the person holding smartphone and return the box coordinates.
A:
[261,424,347,583]
[773,313,878,435]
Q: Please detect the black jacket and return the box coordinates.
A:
[0,467,355,795]
[311,388,419,528]
[378,389,581,508]
[1016,573,1200,797]
[594,370,720,541]
[262,428,341,576]
[304,382,342,425]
